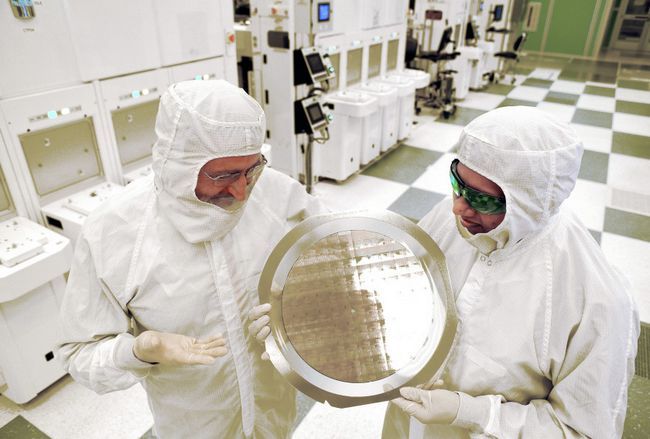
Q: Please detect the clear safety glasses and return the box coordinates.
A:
[449,159,506,215]
[204,155,267,186]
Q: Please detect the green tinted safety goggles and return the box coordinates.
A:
[449,159,506,215]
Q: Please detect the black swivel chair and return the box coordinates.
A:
[493,32,527,84]
[415,27,460,118]
[405,36,418,65]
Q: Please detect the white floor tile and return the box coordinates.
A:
[616,87,650,104]
[600,233,650,323]
[610,187,650,216]
[607,153,650,196]
[512,74,528,85]
[292,401,387,439]
[569,123,612,154]
[564,179,608,231]
[576,94,616,113]
[457,92,505,111]
[536,102,576,123]
[507,85,548,102]
[612,113,650,137]
[413,106,438,125]
[405,121,463,152]
[18,376,152,439]
[313,174,408,212]
[412,152,456,195]
[550,79,586,95]
[530,68,561,81]
[586,81,616,88]
[0,396,21,428]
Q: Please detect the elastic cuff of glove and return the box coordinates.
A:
[451,391,492,432]
[113,333,154,378]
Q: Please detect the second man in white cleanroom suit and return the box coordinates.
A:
[384,106,639,438]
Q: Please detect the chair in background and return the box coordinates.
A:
[416,27,460,119]
[493,32,527,84]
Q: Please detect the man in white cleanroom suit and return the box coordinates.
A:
[384,106,639,438]
[57,80,325,438]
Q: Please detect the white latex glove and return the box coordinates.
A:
[391,384,460,425]
[247,303,271,360]
[133,330,227,366]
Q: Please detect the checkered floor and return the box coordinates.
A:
[2,57,649,439]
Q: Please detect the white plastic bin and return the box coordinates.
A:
[375,75,416,140]
[353,82,399,152]
[396,68,431,89]
[318,91,378,180]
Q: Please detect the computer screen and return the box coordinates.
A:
[306,53,326,75]
[306,103,325,124]
[318,2,330,22]
[493,5,504,22]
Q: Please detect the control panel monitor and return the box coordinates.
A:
[294,47,336,85]
[294,96,329,134]
[493,5,504,21]
[306,53,326,76]
[318,2,330,22]
[306,103,325,125]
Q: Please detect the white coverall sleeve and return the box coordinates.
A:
[57,234,154,394]
[450,296,637,439]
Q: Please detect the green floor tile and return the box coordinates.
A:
[583,85,616,97]
[362,145,442,185]
[619,63,650,81]
[483,83,515,96]
[0,416,50,439]
[513,66,534,76]
[522,77,553,88]
[140,428,156,439]
[578,150,609,184]
[588,229,601,245]
[388,187,445,222]
[616,100,650,117]
[589,73,618,84]
[623,376,650,439]
[436,107,485,127]
[544,91,580,106]
[617,79,650,91]
[567,59,618,70]
[498,98,537,108]
[612,132,650,160]
[604,207,650,242]
[561,60,618,84]
[636,322,650,379]
[559,70,617,84]
[572,108,613,129]
[519,54,570,70]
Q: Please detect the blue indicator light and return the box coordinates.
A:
[131,90,141,98]
[47,110,57,119]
